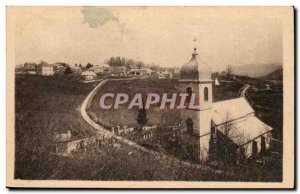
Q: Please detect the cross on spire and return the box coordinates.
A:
[193,37,198,56]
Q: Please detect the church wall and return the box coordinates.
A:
[181,133,200,162]
[179,80,213,163]
[179,108,211,162]
[242,132,272,159]
[199,110,213,136]
[179,82,200,95]
[198,83,213,110]
[180,109,199,134]
[181,133,210,162]
[199,134,210,161]
[179,82,213,136]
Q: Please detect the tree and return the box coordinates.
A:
[136,108,148,126]
[64,66,72,74]
[126,59,134,68]
[226,65,233,76]
[121,57,126,66]
[222,113,234,164]
[86,63,93,69]
[75,63,77,67]
[79,64,82,68]
[108,57,116,67]
[115,57,122,67]
[136,61,144,69]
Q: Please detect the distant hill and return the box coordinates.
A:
[260,68,283,81]
[231,63,282,78]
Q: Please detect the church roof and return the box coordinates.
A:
[212,97,272,145]
[217,115,272,146]
[180,49,212,82]
[212,97,254,125]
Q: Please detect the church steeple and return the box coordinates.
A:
[179,37,213,162]
[180,37,212,82]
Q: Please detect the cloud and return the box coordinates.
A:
[81,7,118,28]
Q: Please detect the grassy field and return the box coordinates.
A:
[89,77,181,128]
[15,74,98,179]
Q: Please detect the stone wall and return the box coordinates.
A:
[53,132,113,156]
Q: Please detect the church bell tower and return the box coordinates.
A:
[179,38,213,162]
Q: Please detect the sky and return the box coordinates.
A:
[9,7,283,71]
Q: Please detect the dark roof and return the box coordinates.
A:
[180,51,212,81]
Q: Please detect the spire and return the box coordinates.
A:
[192,37,198,58]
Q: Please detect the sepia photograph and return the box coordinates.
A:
[6,6,294,189]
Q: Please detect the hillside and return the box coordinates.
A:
[231,63,282,78]
[260,68,283,81]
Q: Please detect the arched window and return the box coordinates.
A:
[204,87,209,102]
[186,87,193,103]
[186,118,193,134]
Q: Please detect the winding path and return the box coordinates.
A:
[80,79,111,134]
[80,77,157,153]
[80,77,223,172]
[238,84,251,97]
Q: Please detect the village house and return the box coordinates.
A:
[23,62,36,70]
[109,66,126,77]
[81,70,97,80]
[126,67,154,77]
[72,66,82,74]
[98,64,111,74]
[173,67,181,74]
[127,68,143,76]
[55,63,67,75]
[90,64,106,73]
[23,62,37,75]
[140,67,153,75]
[179,47,272,164]
[36,61,57,76]
[158,70,173,79]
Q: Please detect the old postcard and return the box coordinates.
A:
[6,6,294,189]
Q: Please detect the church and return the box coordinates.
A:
[179,46,273,164]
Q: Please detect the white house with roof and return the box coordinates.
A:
[141,67,153,75]
[81,71,96,80]
[36,61,57,76]
[127,68,143,76]
[179,46,272,164]
[127,67,153,77]
[90,64,110,73]
[158,70,173,79]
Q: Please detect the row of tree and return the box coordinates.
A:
[105,56,168,73]
[105,57,145,70]
[74,63,93,69]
